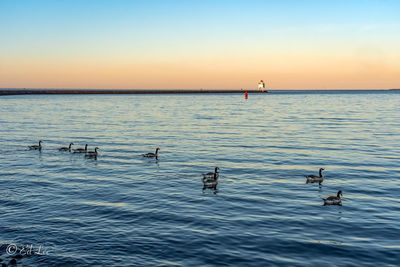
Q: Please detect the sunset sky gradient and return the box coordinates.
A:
[1,0,399,89]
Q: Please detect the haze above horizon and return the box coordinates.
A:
[1,0,399,90]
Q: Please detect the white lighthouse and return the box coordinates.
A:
[258,80,265,91]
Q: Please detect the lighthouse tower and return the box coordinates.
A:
[258,80,265,92]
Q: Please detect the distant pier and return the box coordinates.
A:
[0,89,267,96]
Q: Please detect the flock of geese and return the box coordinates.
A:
[29,141,100,158]
[29,140,343,206]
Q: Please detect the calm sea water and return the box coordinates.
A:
[0,91,399,266]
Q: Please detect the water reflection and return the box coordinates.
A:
[202,182,218,192]
[310,240,346,246]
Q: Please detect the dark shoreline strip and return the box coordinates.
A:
[0,89,267,96]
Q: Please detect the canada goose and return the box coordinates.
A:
[59,143,74,151]
[202,167,219,190]
[29,140,42,150]
[142,148,160,159]
[202,167,219,180]
[323,190,343,206]
[306,168,324,184]
[73,144,88,153]
[85,147,99,158]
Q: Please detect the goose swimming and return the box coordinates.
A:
[85,147,99,158]
[202,167,219,189]
[73,144,88,153]
[323,190,343,206]
[202,167,219,180]
[306,168,324,184]
[29,140,42,150]
[142,148,160,159]
[59,143,74,152]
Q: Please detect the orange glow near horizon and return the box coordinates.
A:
[2,51,399,89]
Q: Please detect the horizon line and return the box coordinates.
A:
[1,88,399,91]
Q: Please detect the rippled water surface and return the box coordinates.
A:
[1,91,400,266]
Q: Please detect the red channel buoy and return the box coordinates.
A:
[245,91,248,99]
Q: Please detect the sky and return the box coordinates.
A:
[0,0,399,89]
